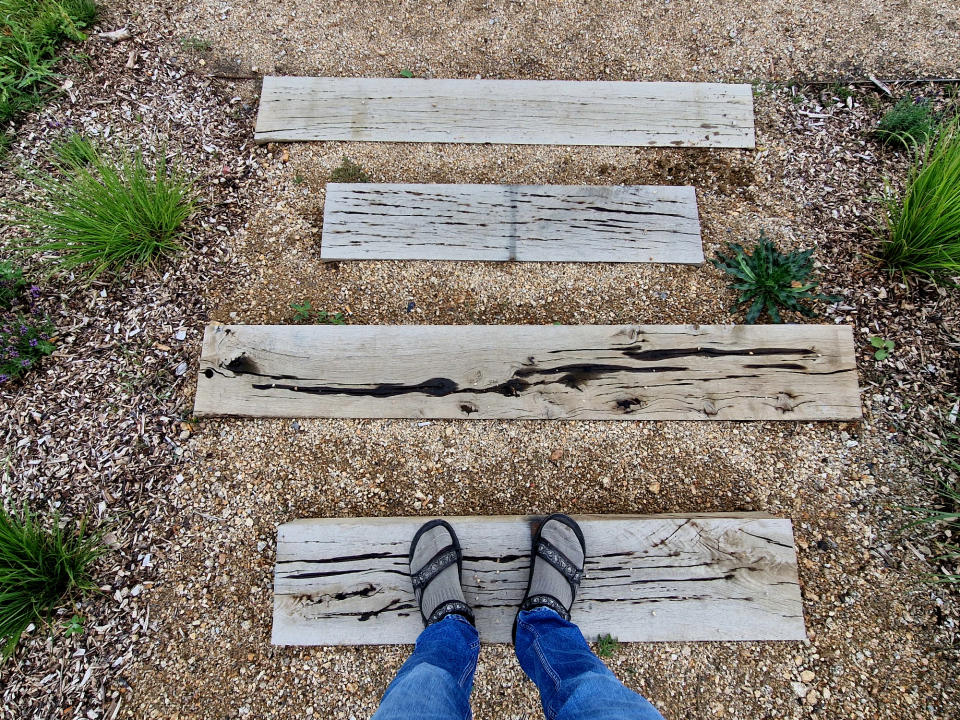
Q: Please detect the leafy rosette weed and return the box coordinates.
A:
[710,233,838,323]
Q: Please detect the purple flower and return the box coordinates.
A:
[0,374,8,383]
[30,285,40,296]
[9,350,18,357]
[20,359,30,368]
[19,325,28,335]
[30,338,38,346]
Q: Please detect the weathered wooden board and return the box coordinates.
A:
[272,513,806,645]
[254,77,755,148]
[321,183,703,263]
[194,324,861,421]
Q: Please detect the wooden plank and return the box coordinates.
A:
[321,184,703,264]
[272,513,807,645]
[254,77,755,148]
[194,324,861,421]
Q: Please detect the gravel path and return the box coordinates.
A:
[1,1,958,719]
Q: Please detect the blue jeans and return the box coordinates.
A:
[372,608,665,720]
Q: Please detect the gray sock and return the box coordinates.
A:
[410,524,467,621]
[528,517,585,611]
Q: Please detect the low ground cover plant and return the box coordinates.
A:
[0,259,26,307]
[880,118,960,278]
[330,156,370,183]
[875,97,937,149]
[0,503,104,660]
[0,260,54,383]
[710,233,836,323]
[905,408,960,585]
[12,146,196,276]
[0,0,97,130]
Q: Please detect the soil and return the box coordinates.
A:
[1,1,959,720]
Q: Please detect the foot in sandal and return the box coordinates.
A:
[514,513,586,638]
[409,519,475,627]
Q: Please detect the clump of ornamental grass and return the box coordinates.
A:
[50,131,98,169]
[0,503,105,660]
[875,97,937,149]
[880,118,960,278]
[711,233,837,323]
[11,146,196,277]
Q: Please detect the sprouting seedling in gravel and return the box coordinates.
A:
[710,232,839,324]
[596,633,619,658]
[399,69,414,78]
[290,300,346,325]
[869,336,894,360]
[179,36,211,53]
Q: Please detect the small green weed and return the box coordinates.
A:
[0,0,98,130]
[869,336,894,360]
[50,132,97,169]
[62,613,84,636]
[596,633,619,658]
[290,300,345,325]
[179,36,211,53]
[0,504,105,660]
[399,69,414,78]
[880,117,960,277]
[875,97,937,149]
[0,260,26,308]
[829,83,855,102]
[12,146,196,277]
[710,233,837,323]
[329,156,370,183]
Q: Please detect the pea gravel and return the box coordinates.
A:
[1,1,958,719]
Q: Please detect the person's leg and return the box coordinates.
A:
[514,607,664,720]
[373,519,479,720]
[372,613,480,720]
[512,514,665,720]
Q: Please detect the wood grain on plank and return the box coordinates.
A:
[193,324,861,421]
[321,183,703,263]
[254,77,755,148]
[272,513,806,645]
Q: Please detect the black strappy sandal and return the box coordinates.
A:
[513,513,586,641]
[409,519,475,627]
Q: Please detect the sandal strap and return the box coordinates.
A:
[426,600,475,626]
[536,537,584,586]
[521,594,571,621]
[410,547,459,591]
